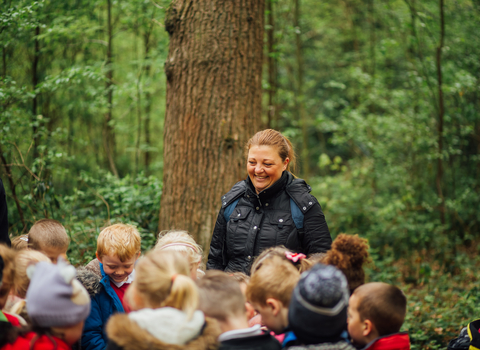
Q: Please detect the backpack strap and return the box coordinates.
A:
[290,198,304,230]
[224,198,241,222]
[221,181,247,222]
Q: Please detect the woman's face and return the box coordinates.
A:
[247,145,289,194]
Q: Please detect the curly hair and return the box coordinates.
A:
[312,234,370,293]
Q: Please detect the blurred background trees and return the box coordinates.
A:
[1,0,479,265]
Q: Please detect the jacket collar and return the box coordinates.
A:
[246,171,291,200]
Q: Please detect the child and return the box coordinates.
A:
[197,270,280,350]
[105,250,219,350]
[80,223,141,350]
[286,263,355,350]
[155,230,204,279]
[11,235,29,251]
[250,246,312,275]
[2,257,91,349]
[229,272,256,322]
[311,234,370,294]
[347,282,410,350]
[0,244,21,327]
[28,219,70,263]
[3,250,50,321]
[246,255,300,336]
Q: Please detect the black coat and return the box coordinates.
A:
[207,171,331,274]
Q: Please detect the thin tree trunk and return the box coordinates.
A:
[266,0,276,128]
[436,0,445,225]
[103,0,119,178]
[160,0,264,252]
[294,0,309,178]
[32,26,40,161]
[143,32,152,173]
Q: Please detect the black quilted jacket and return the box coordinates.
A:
[207,171,332,274]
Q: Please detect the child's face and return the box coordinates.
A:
[40,245,68,264]
[250,299,287,334]
[52,321,85,345]
[347,293,367,346]
[98,253,138,283]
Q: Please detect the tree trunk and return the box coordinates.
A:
[103,0,119,178]
[436,0,445,225]
[32,26,40,161]
[294,0,309,178]
[266,0,276,128]
[159,0,264,252]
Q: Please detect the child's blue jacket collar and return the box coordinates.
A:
[99,262,125,312]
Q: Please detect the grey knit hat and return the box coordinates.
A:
[288,263,349,344]
[26,257,91,327]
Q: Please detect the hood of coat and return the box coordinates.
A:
[76,266,102,296]
[106,308,221,350]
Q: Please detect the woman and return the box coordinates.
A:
[207,129,332,274]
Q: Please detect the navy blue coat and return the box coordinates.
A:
[81,263,125,350]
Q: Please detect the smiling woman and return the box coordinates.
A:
[207,129,332,274]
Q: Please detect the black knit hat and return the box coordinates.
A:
[288,263,349,344]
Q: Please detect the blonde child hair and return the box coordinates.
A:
[28,219,70,251]
[0,244,16,309]
[246,255,300,306]
[13,250,50,298]
[251,246,312,275]
[97,223,141,262]
[11,235,29,251]
[126,250,198,318]
[155,230,203,275]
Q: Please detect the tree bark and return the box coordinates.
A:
[436,0,445,225]
[103,0,119,178]
[32,26,40,161]
[294,0,309,179]
[159,0,264,252]
[266,0,276,128]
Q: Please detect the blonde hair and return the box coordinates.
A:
[13,250,50,298]
[251,246,312,275]
[155,230,203,268]
[246,255,300,306]
[97,224,141,262]
[0,244,16,308]
[11,235,29,251]
[28,219,70,251]
[128,250,199,318]
[246,129,296,172]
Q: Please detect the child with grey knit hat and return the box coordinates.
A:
[1,257,90,349]
[286,263,355,350]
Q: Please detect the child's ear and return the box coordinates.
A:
[265,298,282,316]
[96,252,102,264]
[363,319,374,337]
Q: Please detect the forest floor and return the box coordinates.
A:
[367,243,480,350]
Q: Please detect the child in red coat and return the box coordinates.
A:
[347,282,410,350]
[1,257,90,350]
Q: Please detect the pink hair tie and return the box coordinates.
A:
[285,251,306,263]
[159,242,199,253]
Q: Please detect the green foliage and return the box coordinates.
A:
[62,172,161,265]
[367,247,480,349]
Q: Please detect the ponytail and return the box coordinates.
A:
[132,250,199,318]
[163,274,199,318]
